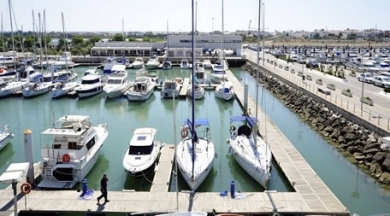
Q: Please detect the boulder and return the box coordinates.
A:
[379,172,390,184]
[323,126,334,133]
[345,133,357,142]
[363,148,380,155]
[364,143,380,150]
[369,162,383,177]
[382,153,390,171]
[373,152,388,164]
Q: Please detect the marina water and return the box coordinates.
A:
[0,66,389,215]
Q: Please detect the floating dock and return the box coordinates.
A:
[179,78,190,98]
[150,144,175,192]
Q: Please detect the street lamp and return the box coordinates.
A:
[360,69,365,116]
[212,17,214,34]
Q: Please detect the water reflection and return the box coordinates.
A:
[75,153,110,191]
[0,144,15,172]
[127,93,156,121]
[123,171,154,191]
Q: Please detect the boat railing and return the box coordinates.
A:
[41,144,85,161]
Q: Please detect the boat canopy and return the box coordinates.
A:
[183,118,210,127]
[230,116,258,128]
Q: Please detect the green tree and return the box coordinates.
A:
[56,38,65,51]
[338,32,343,39]
[313,33,320,39]
[24,35,36,50]
[128,37,137,42]
[142,37,151,42]
[112,33,125,41]
[88,36,101,44]
[72,35,84,46]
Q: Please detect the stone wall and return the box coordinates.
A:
[242,63,390,185]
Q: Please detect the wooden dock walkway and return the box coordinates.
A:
[150,144,175,192]
[179,77,189,98]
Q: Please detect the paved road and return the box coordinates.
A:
[243,49,390,132]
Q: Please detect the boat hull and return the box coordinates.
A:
[22,85,52,98]
[0,133,13,151]
[126,90,154,101]
[76,86,103,98]
[104,83,132,99]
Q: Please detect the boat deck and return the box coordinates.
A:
[150,144,175,192]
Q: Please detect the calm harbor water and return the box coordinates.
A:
[0,66,389,215]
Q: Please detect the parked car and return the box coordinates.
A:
[373,76,390,88]
[357,73,374,83]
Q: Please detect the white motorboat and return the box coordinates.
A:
[122,128,162,177]
[0,125,14,151]
[53,52,75,69]
[176,118,215,191]
[84,67,99,76]
[146,55,160,69]
[210,64,226,83]
[22,75,53,98]
[190,62,207,84]
[228,116,271,188]
[125,76,156,101]
[214,80,234,101]
[19,65,42,82]
[103,65,132,99]
[162,59,172,70]
[203,59,212,69]
[102,57,117,74]
[160,78,181,99]
[180,59,191,69]
[0,67,17,82]
[38,115,108,189]
[188,84,204,100]
[132,57,145,69]
[75,74,105,98]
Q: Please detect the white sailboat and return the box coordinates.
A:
[176,0,215,192]
[227,0,271,189]
[162,21,172,70]
[214,78,234,101]
[22,74,52,98]
[38,115,108,189]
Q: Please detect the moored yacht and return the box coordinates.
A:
[160,78,181,99]
[188,84,205,100]
[75,74,105,98]
[132,57,145,69]
[228,116,272,189]
[162,59,172,70]
[51,74,79,99]
[210,64,226,83]
[214,79,234,101]
[190,62,207,84]
[125,76,156,101]
[103,65,132,99]
[180,59,191,69]
[22,74,53,98]
[53,52,75,69]
[0,125,14,151]
[122,128,162,177]
[0,78,29,98]
[146,55,160,69]
[38,115,108,189]
[203,59,212,69]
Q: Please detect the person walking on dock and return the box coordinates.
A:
[97,174,109,203]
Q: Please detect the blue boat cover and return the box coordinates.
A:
[183,118,210,127]
[230,116,258,128]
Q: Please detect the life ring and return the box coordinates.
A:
[0,68,3,73]
[21,183,32,194]
[181,127,188,138]
[62,153,71,163]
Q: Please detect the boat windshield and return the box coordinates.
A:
[81,78,100,84]
[107,79,122,84]
[129,142,154,155]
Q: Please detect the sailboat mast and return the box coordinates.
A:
[43,11,50,71]
[221,0,224,67]
[191,0,196,180]
[61,12,69,72]
[173,87,179,211]
[167,20,169,58]
[8,0,16,71]
[254,0,262,145]
[1,12,5,66]
[262,3,265,66]
[31,11,37,65]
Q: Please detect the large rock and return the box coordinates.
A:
[370,162,383,177]
[382,153,390,171]
[372,152,388,164]
[345,133,357,142]
[379,172,390,184]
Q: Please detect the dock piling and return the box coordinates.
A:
[23,129,34,185]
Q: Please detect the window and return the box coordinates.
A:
[128,142,154,155]
[86,137,96,150]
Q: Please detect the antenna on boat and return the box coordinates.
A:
[52,112,56,128]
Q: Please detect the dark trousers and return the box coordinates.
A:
[98,189,108,201]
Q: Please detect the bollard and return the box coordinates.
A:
[230,180,235,198]
[81,178,88,196]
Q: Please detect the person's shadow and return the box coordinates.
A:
[96,202,107,211]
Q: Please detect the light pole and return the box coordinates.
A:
[212,17,214,34]
[360,69,365,116]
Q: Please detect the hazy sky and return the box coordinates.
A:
[0,0,389,33]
